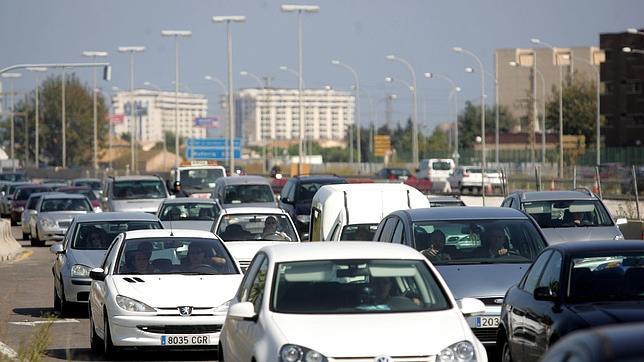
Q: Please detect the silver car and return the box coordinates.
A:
[30,193,93,246]
[156,198,221,231]
[501,189,626,243]
[50,212,163,316]
[211,175,277,209]
[373,206,548,346]
[21,192,50,243]
[101,175,171,213]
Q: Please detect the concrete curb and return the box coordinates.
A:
[0,219,22,262]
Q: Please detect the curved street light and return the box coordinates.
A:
[385,54,419,164]
[424,72,461,163]
[331,59,362,164]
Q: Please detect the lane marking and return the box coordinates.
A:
[8,318,79,327]
[0,339,17,359]
[12,250,33,262]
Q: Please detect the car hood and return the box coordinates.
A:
[40,211,88,221]
[224,241,288,261]
[222,202,277,209]
[111,199,164,213]
[436,263,530,300]
[541,227,620,244]
[270,310,470,357]
[161,220,214,232]
[67,249,108,269]
[113,274,243,308]
[568,302,644,326]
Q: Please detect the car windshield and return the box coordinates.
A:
[0,174,28,182]
[180,168,224,189]
[61,189,98,201]
[115,237,238,275]
[223,184,274,204]
[412,219,547,265]
[272,259,450,314]
[16,187,51,200]
[159,203,217,221]
[340,224,378,241]
[216,213,297,242]
[521,200,613,228]
[73,180,101,190]
[432,161,452,171]
[113,180,166,199]
[40,198,91,212]
[296,180,344,203]
[72,221,162,250]
[568,253,644,302]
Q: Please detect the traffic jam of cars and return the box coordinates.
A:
[1,159,641,362]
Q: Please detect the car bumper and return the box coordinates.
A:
[466,305,502,346]
[63,276,92,302]
[110,315,225,348]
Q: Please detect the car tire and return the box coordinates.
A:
[10,216,16,226]
[22,232,29,241]
[53,288,61,312]
[500,336,513,362]
[89,308,103,354]
[218,341,225,361]
[58,278,71,317]
[33,229,44,247]
[104,312,120,357]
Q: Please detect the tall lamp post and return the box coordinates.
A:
[279,65,311,159]
[81,51,109,176]
[453,46,487,205]
[423,72,461,164]
[331,59,361,164]
[117,46,145,173]
[385,54,418,164]
[2,73,21,171]
[26,67,47,168]
[281,4,319,175]
[213,16,245,176]
[465,66,500,166]
[161,30,192,168]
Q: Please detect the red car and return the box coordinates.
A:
[11,184,55,225]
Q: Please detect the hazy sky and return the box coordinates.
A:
[1,0,642,134]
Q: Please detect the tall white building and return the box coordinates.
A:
[112,89,209,144]
[234,88,355,146]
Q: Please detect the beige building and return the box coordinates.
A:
[234,88,355,146]
[497,47,598,132]
[112,89,208,145]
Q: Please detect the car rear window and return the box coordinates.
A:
[521,200,613,228]
[113,180,166,199]
[72,221,162,250]
[431,161,452,171]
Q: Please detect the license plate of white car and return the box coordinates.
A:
[161,335,211,346]
[475,316,500,328]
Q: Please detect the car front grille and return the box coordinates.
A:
[137,325,222,334]
[58,221,71,228]
[472,328,497,342]
[329,356,433,362]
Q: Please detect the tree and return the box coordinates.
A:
[457,101,517,150]
[545,73,596,146]
[1,74,109,167]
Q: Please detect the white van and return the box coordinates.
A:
[416,158,455,182]
[309,183,430,241]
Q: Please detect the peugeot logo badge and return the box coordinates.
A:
[374,356,393,362]
[178,306,193,317]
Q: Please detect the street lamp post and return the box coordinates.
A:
[453,47,487,205]
[331,59,361,164]
[465,66,500,166]
[118,46,145,173]
[423,72,461,164]
[386,54,419,164]
[281,4,319,175]
[161,30,192,168]
[279,65,311,159]
[213,16,245,176]
[82,51,109,176]
[26,67,47,168]
[2,73,21,171]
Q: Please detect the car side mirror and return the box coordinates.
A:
[456,298,486,317]
[615,218,627,226]
[49,243,64,254]
[280,197,292,204]
[533,286,557,301]
[89,268,106,281]
[228,302,257,322]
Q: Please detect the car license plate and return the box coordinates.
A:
[476,316,500,328]
[161,335,211,346]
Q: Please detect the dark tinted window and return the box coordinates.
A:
[522,200,613,228]
[40,198,91,212]
[73,180,101,190]
[340,224,377,241]
[179,168,224,189]
[72,220,161,250]
[26,196,42,209]
[159,203,218,221]
[15,187,52,200]
[537,251,562,295]
[431,161,452,171]
[224,184,274,204]
[568,253,644,302]
[295,180,344,203]
[378,217,399,242]
[521,250,553,293]
[113,180,166,199]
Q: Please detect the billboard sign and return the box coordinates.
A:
[194,117,219,128]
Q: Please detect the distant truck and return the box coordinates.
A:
[170,160,227,198]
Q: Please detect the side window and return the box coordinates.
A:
[237,253,266,302]
[102,234,123,273]
[391,221,405,244]
[537,251,562,295]
[377,217,399,242]
[287,182,296,201]
[247,257,269,313]
[521,250,553,294]
[280,182,291,200]
[501,197,512,208]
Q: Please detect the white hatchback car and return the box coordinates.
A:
[219,242,487,362]
[88,229,243,356]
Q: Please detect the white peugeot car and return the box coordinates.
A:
[219,242,487,362]
[88,229,243,356]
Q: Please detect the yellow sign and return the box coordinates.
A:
[374,135,391,157]
[562,135,585,149]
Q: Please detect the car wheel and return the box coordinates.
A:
[500,336,513,362]
[22,232,28,240]
[103,312,120,357]
[10,216,16,226]
[53,288,61,312]
[58,279,71,317]
[218,341,225,361]
[89,308,103,354]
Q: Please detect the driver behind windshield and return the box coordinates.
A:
[183,242,227,270]
[260,216,291,241]
[481,228,509,257]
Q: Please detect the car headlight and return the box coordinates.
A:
[437,340,476,362]
[296,214,311,223]
[71,264,92,278]
[39,217,56,229]
[93,206,102,213]
[115,295,156,312]
[214,299,231,314]
[280,344,327,362]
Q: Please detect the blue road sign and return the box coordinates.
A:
[186,138,241,148]
[185,138,242,160]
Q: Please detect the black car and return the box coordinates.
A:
[497,240,644,362]
[277,175,346,238]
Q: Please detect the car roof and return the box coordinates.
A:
[41,192,91,200]
[547,240,644,254]
[221,206,288,215]
[427,196,463,202]
[73,178,101,182]
[111,175,162,181]
[216,175,270,185]
[161,198,218,205]
[513,190,597,201]
[124,229,217,240]
[400,206,529,221]
[72,212,161,222]
[262,242,425,263]
[318,183,419,193]
[57,186,92,191]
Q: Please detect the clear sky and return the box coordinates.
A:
[1,0,642,134]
